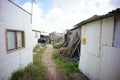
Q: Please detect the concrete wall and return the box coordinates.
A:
[0,0,33,79]
[79,16,120,80]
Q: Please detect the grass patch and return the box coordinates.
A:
[10,45,47,80]
[52,43,63,49]
[52,53,80,77]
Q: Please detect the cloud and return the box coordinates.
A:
[44,8,65,33]
[22,2,32,13]
[22,2,58,33]
[46,8,65,24]
[109,0,120,8]
[50,0,116,32]
[53,0,115,15]
[22,2,44,30]
[22,0,118,33]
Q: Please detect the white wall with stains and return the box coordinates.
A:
[32,31,41,48]
[79,16,120,80]
[100,46,120,80]
[79,20,101,80]
[0,0,33,79]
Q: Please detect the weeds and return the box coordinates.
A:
[10,45,47,80]
[52,53,79,77]
[52,43,63,49]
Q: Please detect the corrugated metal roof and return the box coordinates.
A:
[74,8,120,28]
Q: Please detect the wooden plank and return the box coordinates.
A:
[62,34,79,56]
[15,31,17,49]
[63,41,69,47]
[22,32,25,47]
[71,38,80,57]
[6,30,8,51]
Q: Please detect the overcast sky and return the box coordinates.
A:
[13,0,120,33]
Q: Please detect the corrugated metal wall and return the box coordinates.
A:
[79,16,120,80]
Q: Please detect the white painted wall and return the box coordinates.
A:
[86,20,101,57]
[32,31,41,48]
[79,16,120,80]
[99,16,120,80]
[79,20,101,80]
[100,46,120,80]
[0,0,33,79]
[101,17,114,48]
[114,15,120,48]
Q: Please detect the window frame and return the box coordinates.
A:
[6,29,25,52]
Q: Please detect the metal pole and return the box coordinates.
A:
[31,0,36,24]
[31,0,33,24]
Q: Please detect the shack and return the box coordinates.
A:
[78,8,120,80]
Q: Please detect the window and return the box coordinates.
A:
[7,31,15,50]
[6,30,25,51]
[17,32,23,48]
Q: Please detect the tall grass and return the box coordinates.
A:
[52,53,80,77]
[52,43,63,49]
[10,45,47,80]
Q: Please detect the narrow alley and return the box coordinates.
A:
[41,45,89,80]
[1,0,120,80]
[41,45,66,80]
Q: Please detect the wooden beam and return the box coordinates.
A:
[71,38,80,57]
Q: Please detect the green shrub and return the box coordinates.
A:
[10,68,24,80]
[33,44,40,53]
[10,45,47,80]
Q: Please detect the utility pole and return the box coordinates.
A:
[31,0,36,24]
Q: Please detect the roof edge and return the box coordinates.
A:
[8,0,32,15]
[74,8,120,28]
[32,29,41,32]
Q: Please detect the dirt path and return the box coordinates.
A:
[41,44,66,80]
